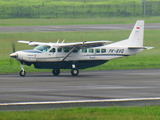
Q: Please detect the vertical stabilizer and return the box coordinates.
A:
[107,20,145,47]
[128,20,144,47]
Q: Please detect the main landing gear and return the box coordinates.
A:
[71,68,79,76]
[19,64,26,77]
[52,69,60,76]
[52,64,79,76]
[71,64,79,76]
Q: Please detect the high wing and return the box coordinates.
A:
[57,40,112,48]
[18,40,48,46]
[18,40,112,48]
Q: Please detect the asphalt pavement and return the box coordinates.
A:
[0,23,160,33]
[1,69,160,110]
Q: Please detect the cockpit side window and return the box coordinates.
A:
[34,45,51,52]
[50,48,56,52]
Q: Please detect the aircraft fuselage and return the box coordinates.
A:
[15,45,142,69]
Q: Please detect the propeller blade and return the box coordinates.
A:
[12,43,15,53]
[10,42,16,65]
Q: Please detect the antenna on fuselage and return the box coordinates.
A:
[56,39,60,43]
[62,39,65,43]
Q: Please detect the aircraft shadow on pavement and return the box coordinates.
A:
[20,73,96,78]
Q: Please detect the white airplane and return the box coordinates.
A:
[10,20,153,77]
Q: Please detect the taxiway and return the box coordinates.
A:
[0,23,160,32]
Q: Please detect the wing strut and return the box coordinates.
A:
[61,46,76,61]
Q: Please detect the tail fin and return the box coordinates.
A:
[128,20,144,47]
[128,20,153,50]
[107,20,145,47]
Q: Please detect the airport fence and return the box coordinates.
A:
[0,2,160,19]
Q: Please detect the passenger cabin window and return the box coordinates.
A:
[50,48,56,52]
[34,45,51,52]
[73,48,78,53]
[101,49,106,53]
[89,49,94,53]
[95,49,100,53]
[82,49,87,53]
[57,48,62,52]
[64,48,69,52]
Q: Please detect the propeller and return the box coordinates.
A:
[12,42,15,53]
[10,42,16,65]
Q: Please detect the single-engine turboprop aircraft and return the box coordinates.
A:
[10,20,153,77]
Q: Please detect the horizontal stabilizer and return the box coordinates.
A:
[128,46,154,50]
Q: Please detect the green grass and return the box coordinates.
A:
[0,0,160,19]
[0,0,160,6]
[1,106,160,120]
[0,0,148,6]
[0,17,160,26]
[0,29,159,73]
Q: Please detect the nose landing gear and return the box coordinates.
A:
[19,64,26,77]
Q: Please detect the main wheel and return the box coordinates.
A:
[52,69,60,76]
[19,70,26,77]
[71,68,79,76]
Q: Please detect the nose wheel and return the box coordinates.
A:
[19,64,26,77]
[19,70,26,77]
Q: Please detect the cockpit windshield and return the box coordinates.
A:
[33,45,51,52]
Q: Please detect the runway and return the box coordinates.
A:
[0,23,160,32]
[1,69,160,110]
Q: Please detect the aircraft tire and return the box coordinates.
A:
[52,69,60,76]
[19,70,26,77]
[71,68,79,76]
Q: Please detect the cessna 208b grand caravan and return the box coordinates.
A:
[10,20,153,77]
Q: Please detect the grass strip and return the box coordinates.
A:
[1,106,160,120]
[0,0,144,6]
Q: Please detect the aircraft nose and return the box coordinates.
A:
[10,53,18,58]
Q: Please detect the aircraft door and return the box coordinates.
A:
[49,47,56,56]
[49,47,62,61]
